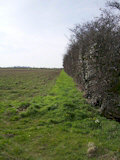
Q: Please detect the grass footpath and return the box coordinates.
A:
[0,70,120,160]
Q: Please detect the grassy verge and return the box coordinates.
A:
[0,70,120,160]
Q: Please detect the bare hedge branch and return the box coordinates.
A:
[106,0,120,10]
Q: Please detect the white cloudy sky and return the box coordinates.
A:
[0,0,106,68]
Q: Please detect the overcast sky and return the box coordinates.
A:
[0,0,106,68]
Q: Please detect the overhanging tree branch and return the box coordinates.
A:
[107,0,120,10]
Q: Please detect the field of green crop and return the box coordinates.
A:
[0,69,120,160]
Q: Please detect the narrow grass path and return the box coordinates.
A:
[0,70,120,160]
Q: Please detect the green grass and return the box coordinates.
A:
[0,69,120,160]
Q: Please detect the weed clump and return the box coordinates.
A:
[18,102,30,111]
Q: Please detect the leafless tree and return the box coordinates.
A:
[106,0,120,10]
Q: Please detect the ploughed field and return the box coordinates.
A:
[0,69,120,160]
